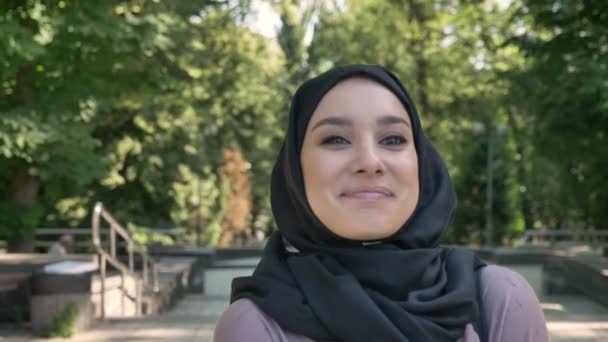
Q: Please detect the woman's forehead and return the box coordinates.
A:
[308,77,412,125]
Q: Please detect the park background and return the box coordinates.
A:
[1,0,607,250]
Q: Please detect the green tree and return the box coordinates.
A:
[1,0,284,247]
[64,2,284,245]
[0,1,135,248]
[507,0,608,229]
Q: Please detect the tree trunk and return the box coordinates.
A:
[506,109,535,232]
[405,0,431,116]
[414,56,430,115]
[11,170,40,206]
[6,169,40,253]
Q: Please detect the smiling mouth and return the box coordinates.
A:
[340,186,394,200]
[342,192,391,200]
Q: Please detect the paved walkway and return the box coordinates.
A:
[1,263,607,341]
[0,295,225,342]
[543,295,608,341]
[3,293,607,341]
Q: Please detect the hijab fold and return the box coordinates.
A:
[232,65,485,342]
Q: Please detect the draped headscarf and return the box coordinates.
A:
[231,65,485,342]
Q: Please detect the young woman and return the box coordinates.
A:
[214,65,548,341]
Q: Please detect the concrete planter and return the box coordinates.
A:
[30,271,95,334]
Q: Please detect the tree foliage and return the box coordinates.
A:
[506,0,608,229]
[1,0,605,247]
[0,0,282,246]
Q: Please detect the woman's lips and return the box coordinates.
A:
[341,186,394,200]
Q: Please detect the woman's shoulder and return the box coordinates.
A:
[214,298,313,342]
[478,264,532,294]
[478,265,549,342]
[214,299,271,342]
[478,264,539,305]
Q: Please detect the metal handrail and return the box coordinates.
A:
[92,202,159,318]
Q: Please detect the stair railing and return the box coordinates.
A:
[92,202,159,318]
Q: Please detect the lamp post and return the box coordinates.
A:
[473,122,507,247]
[196,177,202,247]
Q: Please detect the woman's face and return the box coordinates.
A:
[301,77,419,241]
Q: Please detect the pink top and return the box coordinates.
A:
[214,265,549,342]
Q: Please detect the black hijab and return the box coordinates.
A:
[231,65,485,341]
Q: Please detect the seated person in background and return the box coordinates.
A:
[47,234,73,255]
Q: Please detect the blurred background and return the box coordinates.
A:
[1,0,607,249]
[1,0,607,341]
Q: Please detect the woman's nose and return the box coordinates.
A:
[351,141,385,175]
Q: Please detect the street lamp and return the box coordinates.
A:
[196,175,202,247]
[473,122,507,247]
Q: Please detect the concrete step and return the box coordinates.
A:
[89,256,198,318]
[91,273,138,318]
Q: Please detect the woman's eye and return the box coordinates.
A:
[321,135,350,145]
[381,135,407,145]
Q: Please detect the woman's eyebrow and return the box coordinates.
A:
[377,115,411,128]
[310,114,411,131]
[311,116,352,131]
